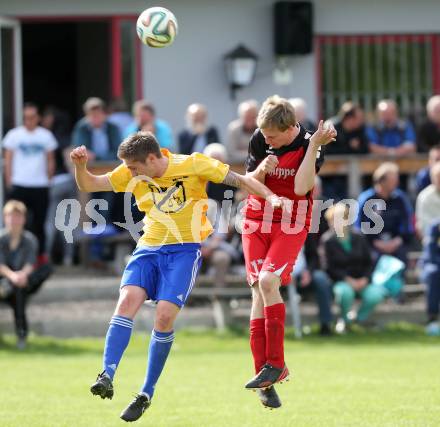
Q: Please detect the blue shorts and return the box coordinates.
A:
[121,243,202,307]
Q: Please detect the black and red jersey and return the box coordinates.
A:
[244,125,324,229]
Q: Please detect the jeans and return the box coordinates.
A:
[309,270,334,325]
[422,265,440,318]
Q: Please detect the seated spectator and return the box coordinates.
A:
[3,102,57,259]
[178,103,219,154]
[203,143,235,204]
[226,99,258,164]
[72,98,121,267]
[325,102,369,155]
[297,176,334,335]
[416,163,440,240]
[415,144,440,194]
[288,97,316,131]
[72,97,121,161]
[418,95,440,152]
[108,97,133,137]
[356,162,414,264]
[0,201,52,349]
[201,143,238,288]
[41,106,76,265]
[421,219,440,335]
[367,99,416,156]
[321,203,403,332]
[125,100,173,149]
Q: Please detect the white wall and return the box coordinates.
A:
[1,0,440,143]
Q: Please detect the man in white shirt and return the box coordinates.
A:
[3,103,57,259]
[416,162,440,241]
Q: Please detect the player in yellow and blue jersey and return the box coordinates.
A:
[70,131,284,422]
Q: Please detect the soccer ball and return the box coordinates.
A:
[136,7,178,48]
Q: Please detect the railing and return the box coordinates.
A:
[89,153,428,198]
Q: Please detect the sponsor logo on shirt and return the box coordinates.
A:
[268,167,296,179]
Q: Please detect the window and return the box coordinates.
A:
[316,35,440,120]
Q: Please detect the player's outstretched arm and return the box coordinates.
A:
[70,145,113,192]
[222,170,282,208]
[294,120,336,196]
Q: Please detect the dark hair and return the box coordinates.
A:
[118,131,162,161]
[133,100,156,117]
[23,102,39,114]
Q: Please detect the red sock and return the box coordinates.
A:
[264,303,286,369]
[250,318,266,374]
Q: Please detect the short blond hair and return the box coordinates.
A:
[3,200,27,216]
[373,162,399,184]
[257,95,297,131]
[324,202,349,224]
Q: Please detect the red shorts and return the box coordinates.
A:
[242,219,308,286]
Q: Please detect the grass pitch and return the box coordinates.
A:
[0,324,439,427]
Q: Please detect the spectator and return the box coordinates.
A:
[416,163,440,240]
[226,99,258,164]
[288,97,316,131]
[0,201,52,349]
[72,98,121,267]
[125,100,173,149]
[178,103,220,154]
[421,220,440,335]
[72,97,120,160]
[418,95,440,152]
[41,106,76,265]
[321,203,402,332]
[297,176,334,336]
[201,143,238,290]
[356,162,414,264]
[3,102,57,258]
[415,145,440,194]
[326,102,369,155]
[367,99,416,156]
[108,97,133,137]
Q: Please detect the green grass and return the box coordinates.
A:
[1,324,439,427]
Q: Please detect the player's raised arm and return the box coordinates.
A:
[222,170,283,209]
[70,145,113,192]
[294,120,336,196]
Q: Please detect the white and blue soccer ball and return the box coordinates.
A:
[136,7,178,48]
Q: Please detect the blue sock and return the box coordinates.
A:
[141,330,174,398]
[102,315,133,380]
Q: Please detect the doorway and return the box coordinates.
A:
[22,21,111,127]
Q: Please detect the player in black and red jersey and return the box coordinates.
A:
[242,96,336,409]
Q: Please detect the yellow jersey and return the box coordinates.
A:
[107,149,229,246]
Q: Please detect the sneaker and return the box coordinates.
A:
[319,323,333,336]
[245,364,290,389]
[90,371,114,400]
[257,386,282,409]
[120,393,151,422]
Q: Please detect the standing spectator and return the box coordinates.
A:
[418,95,440,152]
[421,220,440,335]
[326,102,369,155]
[356,162,414,264]
[367,99,416,156]
[125,100,173,149]
[415,145,440,194]
[0,201,52,349]
[3,102,57,258]
[321,203,402,332]
[72,97,121,160]
[288,98,316,131]
[416,163,440,240]
[108,97,133,138]
[41,106,76,265]
[226,99,259,164]
[178,103,220,154]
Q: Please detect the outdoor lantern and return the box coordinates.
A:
[223,44,258,99]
